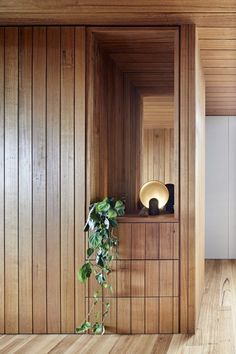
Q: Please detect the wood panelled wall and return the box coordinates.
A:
[88,32,143,213]
[0,25,204,335]
[195,28,205,327]
[180,24,205,333]
[141,128,174,185]
[0,26,86,334]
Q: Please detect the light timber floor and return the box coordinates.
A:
[0,260,236,354]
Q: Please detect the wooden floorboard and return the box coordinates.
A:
[0,260,236,353]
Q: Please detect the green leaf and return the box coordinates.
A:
[96,199,110,213]
[115,200,124,209]
[77,262,92,283]
[76,321,91,333]
[89,232,102,249]
[86,247,94,258]
[115,200,125,216]
[107,209,117,219]
[92,322,105,335]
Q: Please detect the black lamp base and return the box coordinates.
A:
[149,198,159,215]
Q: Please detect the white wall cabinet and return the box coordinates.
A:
[205,116,236,258]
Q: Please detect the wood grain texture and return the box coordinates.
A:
[74,26,86,332]
[4,27,19,334]
[32,26,47,334]
[60,27,75,333]
[141,128,174,185]
[195,27,205,330]
[0,26,86,334]
[87,27,177,213]
[88,221,179,334]
[179,24,205,334]
[1,1,236,27]
[2,261,236,352]
[180,24,191,334]
[0,27,5,334]
[46,26,61,334]
[198,27,236,115]
[18,26,33,334]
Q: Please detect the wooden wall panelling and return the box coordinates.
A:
[0,27,4,334]
[180,24,190,334]
[173,29,179,219]
[46,26,61,334]
[145,223,159,259]
[103,298,117,333]
[159,297,178,333]
[146,260,159,297]
[180,24,205,333]
[195,27,205,329]
[117,223,132,259]
[4,27,19,334]
[19,26,33,334]
[142,128,174,185]
[188,25,197,333]
[145,298,159,334]
[123,77,132,212]
[159,223,179,259]
[117,298,131,334]
[131,298,145,334]
[74,27,86,330]
[131,223,145,259]
[117,261,131,297]
[131,261,145,297]
[60,27,75,333]
[0,25,86,334]
[32,26,47,334]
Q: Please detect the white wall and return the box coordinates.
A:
[205,116,236,259]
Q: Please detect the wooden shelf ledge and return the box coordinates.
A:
[118,214,178,223]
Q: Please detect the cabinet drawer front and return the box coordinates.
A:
[118,222,179,260]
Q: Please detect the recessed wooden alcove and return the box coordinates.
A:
[87,27,179,214]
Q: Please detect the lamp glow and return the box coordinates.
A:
[139,180,169,209]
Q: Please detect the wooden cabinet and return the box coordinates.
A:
[86,216,179,334]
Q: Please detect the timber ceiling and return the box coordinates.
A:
[0,1,236,27]
[199,28,236,116]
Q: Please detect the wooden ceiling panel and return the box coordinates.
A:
[199,27,236,116]
[201,50,236,60]
[202,59,236,68]
[1,1,236,26]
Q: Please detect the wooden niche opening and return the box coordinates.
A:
[87,27,179,215]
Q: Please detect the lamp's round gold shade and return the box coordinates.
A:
[139,180,169,209]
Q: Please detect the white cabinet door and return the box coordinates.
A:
[205,116,229,258]
[229,117,236,258]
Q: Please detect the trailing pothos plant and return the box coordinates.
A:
[76,197,125,335]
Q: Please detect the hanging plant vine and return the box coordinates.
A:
[76,197,125,335]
